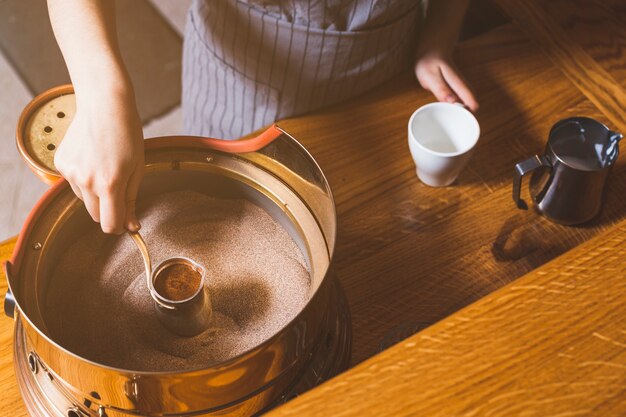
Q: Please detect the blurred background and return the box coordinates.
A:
[0,0,507,240]
[0,0,191,239]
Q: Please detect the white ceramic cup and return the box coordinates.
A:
[408,102,480,187]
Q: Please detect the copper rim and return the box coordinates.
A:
[15,84,74,184]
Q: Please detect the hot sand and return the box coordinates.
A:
[44,190,311,371]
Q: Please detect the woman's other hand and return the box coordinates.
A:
[415,51,478,111]
[414,0,478,111]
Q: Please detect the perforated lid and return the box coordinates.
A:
[16,85,75,183]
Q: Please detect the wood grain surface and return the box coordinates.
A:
[268,217,626,417]
[494,0,626,135]
[277,22,626,363]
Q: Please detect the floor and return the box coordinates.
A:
[0,0,191,240]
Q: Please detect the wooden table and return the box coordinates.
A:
[268,213,626,417]
[1,0,625,415]
[266,0,626,414]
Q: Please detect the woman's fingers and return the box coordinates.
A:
[99,183,127,235]
[440,64,479,111]
[66,179,84,201]
[82,191,101,223]
[124,165,143,232]
[416,64,459,104]
[72,174,137,234]
[415,54,479,111]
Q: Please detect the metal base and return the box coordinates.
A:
[267,278,352,410]
[14,279,351,417]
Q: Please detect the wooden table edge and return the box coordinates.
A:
[267,216,626,416]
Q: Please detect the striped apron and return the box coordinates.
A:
[182,0,422,139]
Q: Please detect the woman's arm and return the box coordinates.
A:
[414,0,479,111]
[48,0,144,234]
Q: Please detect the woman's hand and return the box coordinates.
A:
[413,0,478,111]
[54,89,144,234]
[48,0,143,234]
[415,51,479,111]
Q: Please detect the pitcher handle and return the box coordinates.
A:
[513,155,551,210]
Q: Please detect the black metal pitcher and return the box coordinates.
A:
[513,117,622,225]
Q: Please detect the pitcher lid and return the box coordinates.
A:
[548,117,622,171]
